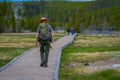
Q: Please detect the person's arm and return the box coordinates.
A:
[36,32,39,39]
[49,25,54,43]
[35,25,40,46]
[35,32,39,46]
[50,32,54,43]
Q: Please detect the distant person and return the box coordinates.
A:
[36,17,54,67]
[67,28,70,35]
[71,28,75,35]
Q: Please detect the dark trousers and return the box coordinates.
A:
[39,40,50,64]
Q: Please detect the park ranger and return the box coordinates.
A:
[36,17,54,67]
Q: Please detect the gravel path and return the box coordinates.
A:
[0,35,75,80]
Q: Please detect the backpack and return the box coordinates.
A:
[38,24,51,41]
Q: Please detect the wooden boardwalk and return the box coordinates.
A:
[0,35,76,80]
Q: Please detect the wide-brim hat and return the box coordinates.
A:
[40,17,48,23]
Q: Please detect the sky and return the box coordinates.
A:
[0,0,93,2]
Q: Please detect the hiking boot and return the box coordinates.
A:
[40,63,44,67]
[44,64,48,67]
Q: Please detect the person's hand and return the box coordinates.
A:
[51,39,54,43]
[35,41,39,46]
[35,41,37,46]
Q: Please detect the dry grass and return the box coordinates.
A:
[60,34,120,76]
[0,33,35,48]
[74,35,120,47]
[0,43,34,47]
[68,51,120,73]
[0,32,65,48]
[70,51,120,63]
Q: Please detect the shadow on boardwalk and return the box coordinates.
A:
[0,35,76,80]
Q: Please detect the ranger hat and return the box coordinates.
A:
[40,17,48,23]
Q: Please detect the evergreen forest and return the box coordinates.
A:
[0,0,120,33]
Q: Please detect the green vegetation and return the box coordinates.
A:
[59,34,120,80]
[0,33,65,68]
[0,33,35,68]
[0,47,30,68]
[59,69,120,80]
[0,0,120,33]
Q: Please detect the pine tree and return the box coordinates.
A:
[11,10,16,32]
